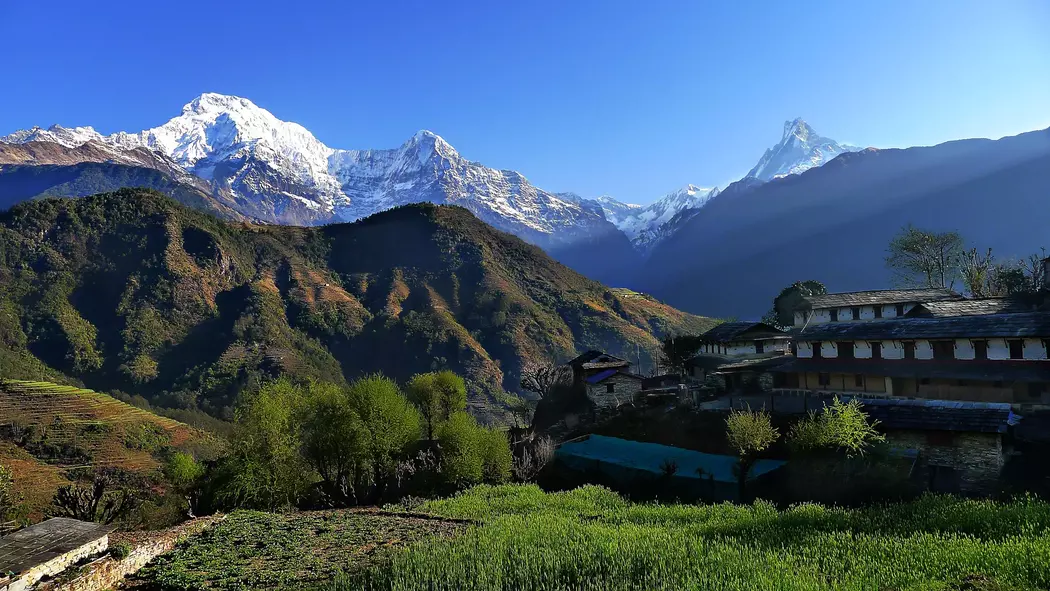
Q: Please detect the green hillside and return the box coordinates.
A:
[0,190,716,420]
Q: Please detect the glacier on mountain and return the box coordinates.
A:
[746,118,862,181]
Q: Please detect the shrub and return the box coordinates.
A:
[110,541,133,560]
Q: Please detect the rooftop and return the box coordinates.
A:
[905,298,1035,318]
[845,397,1016,434]
[0,518,113,576]
[793,311,1050,341]
[567,350,628,367]
[555,435,785,483]
[700,322,788,343]
[801,288,963,310]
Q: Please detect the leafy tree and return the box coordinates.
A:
[886,225,964,289]
[435,412,510,488]
[299,381,368,505]
[164,452,205,516]
[725,408,779,500]
[346,374,422,502]
[660,335,705,374]
[763,281,827,329]
[789,397,884,458]
[216,379,310,510]
[960,246,1045,297]
[407,371,467,441]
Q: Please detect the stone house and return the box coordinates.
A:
[565,350,643,410]
[777,311,1050,405]
[793,288,964,327]
[855,398,1015,495]
[696,322,792,357]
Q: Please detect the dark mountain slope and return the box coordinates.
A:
[642,127,1050,317]
[0,190,714,422]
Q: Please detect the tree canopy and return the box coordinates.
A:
[885,225,964,289]
[762,281,827,328]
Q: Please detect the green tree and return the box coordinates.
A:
[436,412,485,487]
[299,381,368,505]
[763,281,827,329]
[217,379,310,510]
[164,452,205,516]
[406,371,467,441]
[886,224,964,289]
[789,397,885,458]
[346,374,422,502]
[725,408,779,501]
[478,427,513,484]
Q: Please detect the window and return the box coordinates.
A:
[812,342,822,359]
[932,341,955,360]
[896,304,905,317]
[973,340,988,360]
[994,381,1004,388]
[871,342,882,359]
[920,377,930,385]
[851,307,860,320]
[837,342,855,359]
[957,379,968,386]
[818,373,831,386]
[755,340,764,354]
[1009,340,1024,360]
[854,374,864,388]
[606,383,615,393]
[874,306,883,319]
[903,341,916,360]
[830,309,839,322]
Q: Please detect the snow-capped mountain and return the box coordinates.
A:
[610,185,719,250]
[1,93,615,244]
[746,118,863,181]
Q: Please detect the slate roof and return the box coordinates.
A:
[801,288,963,310]
[700,322,789,343]
[845,397,1014,433]
[567,350,628,366]
[714,355,796,374]
[793,312,1050,341]
[905,298,1034,318]
[584,369,642,384]
[0,518,113,576]
[775,358,1050,382]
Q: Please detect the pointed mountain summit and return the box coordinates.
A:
[746,118,862,181]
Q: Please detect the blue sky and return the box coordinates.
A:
[2,0,1048,203]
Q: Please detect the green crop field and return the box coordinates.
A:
[136,484,1050,591]
[343,485,1050,591]
[131,510,465,590]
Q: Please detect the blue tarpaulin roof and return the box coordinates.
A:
[584,369,618,384]
[556,435,785,483]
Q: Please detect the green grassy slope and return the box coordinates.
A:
[0,190,717,420]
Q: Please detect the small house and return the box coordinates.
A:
[566,350,642,410]
[854,398,1015,495]
[696,322,792,357]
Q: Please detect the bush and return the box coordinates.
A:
[110,541,133,560]
[437,413,512,489]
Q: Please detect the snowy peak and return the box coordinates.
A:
[601,184,719,251]
[2,124,105,148]
[746,118,862,182]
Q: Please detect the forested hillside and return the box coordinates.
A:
[0,190,714,421]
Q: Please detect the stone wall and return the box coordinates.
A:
[585,374,642,409]
[36,515,223,591]
[887,430,1004,495]
[1,537,108,591]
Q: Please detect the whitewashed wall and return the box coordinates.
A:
[916,340,933,360]
[797,342,813,358]
[1024,338,1047,360]
[956,339,976,360]
[989,338,1010,360]
[882,340,904,359]
[820,342,838,358]
[855,341,873,359]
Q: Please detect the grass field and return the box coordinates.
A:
[132,510,465,590]
[133,484,1050,591]
[0,379,223,515]
[342,485,1050,591]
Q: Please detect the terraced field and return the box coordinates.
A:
[0,379,223,514]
